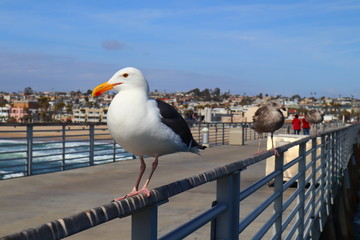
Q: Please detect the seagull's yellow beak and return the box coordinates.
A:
[92,82,121,97]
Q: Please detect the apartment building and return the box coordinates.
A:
[0,107,10,122]
[72,107,108,123]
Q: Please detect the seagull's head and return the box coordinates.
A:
[269,101,286,111]
[92,67,149,97]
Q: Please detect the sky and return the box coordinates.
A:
[0,0,360,98]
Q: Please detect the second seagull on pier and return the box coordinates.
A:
[251,101,286,156]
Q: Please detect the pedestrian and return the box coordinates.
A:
[302,116,310,135]
[292,114,301,135]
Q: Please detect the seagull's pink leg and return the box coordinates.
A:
[113,156,146,201]
[253,133,263,155]
[271,133,280,156]
[138,156,159,197]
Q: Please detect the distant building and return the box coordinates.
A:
[72,107,108,123]
[13,100,39,109]
[0,107,10,122]
[10,100,40,122]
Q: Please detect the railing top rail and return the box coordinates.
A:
[2,123,357,240]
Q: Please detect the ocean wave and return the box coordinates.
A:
[0,139,131,180]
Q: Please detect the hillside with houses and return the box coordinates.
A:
[1,87,359,124]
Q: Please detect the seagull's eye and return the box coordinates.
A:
[122,73,129,78]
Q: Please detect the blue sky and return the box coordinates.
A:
[0,0,360,98]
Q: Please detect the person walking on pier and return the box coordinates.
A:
[302,116,310,135]
[292,114,301,135]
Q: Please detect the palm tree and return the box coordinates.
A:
[38,96,50,122]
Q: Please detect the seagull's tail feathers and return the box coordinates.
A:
[188,140,207,155]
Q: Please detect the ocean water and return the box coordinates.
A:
[0,139,133,180]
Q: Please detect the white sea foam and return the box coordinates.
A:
[0,139,131,180]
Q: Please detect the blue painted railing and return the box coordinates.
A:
[0,121,343,180]
[2,123,359,239]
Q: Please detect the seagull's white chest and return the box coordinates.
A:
[107,91,186,156]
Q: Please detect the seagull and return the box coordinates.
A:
[306,109,324,135]
[92,67,205,201]
[251,101,286,156]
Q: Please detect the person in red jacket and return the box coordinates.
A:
[292,114,301,135]
[302,116,310,135]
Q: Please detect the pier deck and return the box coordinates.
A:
[0,139,283,239]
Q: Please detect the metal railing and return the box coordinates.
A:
[0,123,134,180]
[0,121,344,180]
[2,123,359,240]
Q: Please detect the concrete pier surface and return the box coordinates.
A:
[0,139,292,239]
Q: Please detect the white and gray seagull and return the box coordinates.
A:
[92,67,205,201]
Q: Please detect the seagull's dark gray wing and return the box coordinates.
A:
[155,99,202,148]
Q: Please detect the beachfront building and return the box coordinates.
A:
[9,107,29,122]
[72,107,108,123]
[9,100,40,123]
[0,107,10,122]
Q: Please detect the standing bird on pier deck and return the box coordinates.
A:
[251,102,286,156]
[92,67,205,201]
[306,109,324,135]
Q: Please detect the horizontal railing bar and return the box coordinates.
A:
[93,159,114,163]
[282,204,301,232]
[0,163,26,169]
[305,161,313,171]
[63,139,90,142]
[33,159,62,166]
[0,143,27,147]
[239,169,281,201]
[0,150,27,154]
[64,150,90,154]
[32,141,64,145]
[284,219,300,240]
[283,156,302,171]
[32,154,62,159]
[0,158,27,164]
[303,213,313,235]
[239,192,280,233]
[283,172,301,190]
[0,137,27,140]
[32,129,63,132]
[32,147,64,152]
[32,135,65,139]
[305,172,316,185]
[32,165,64,172]
[64,156,90,161]
[254,212,280,240]
[304,200,313,217]
[63,163,90,168]
[159,203,227,240]
[283,188,301,211]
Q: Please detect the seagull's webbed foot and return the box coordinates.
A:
[272,147,280,157]
[113,187,151,201]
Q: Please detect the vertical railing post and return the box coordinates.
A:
[310,138,317,238]
[26,124,33,176]
[132,205,158,240]
[62,124,66,170]
[222,123,225,145]
[113,140,116,162]
[319,135,327,230]
[273,152,284,239]
[89,124,95,166]
[214,171,240,240]
[215,125,218,145]
[241,124,245,146]
[297,142,306,238]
